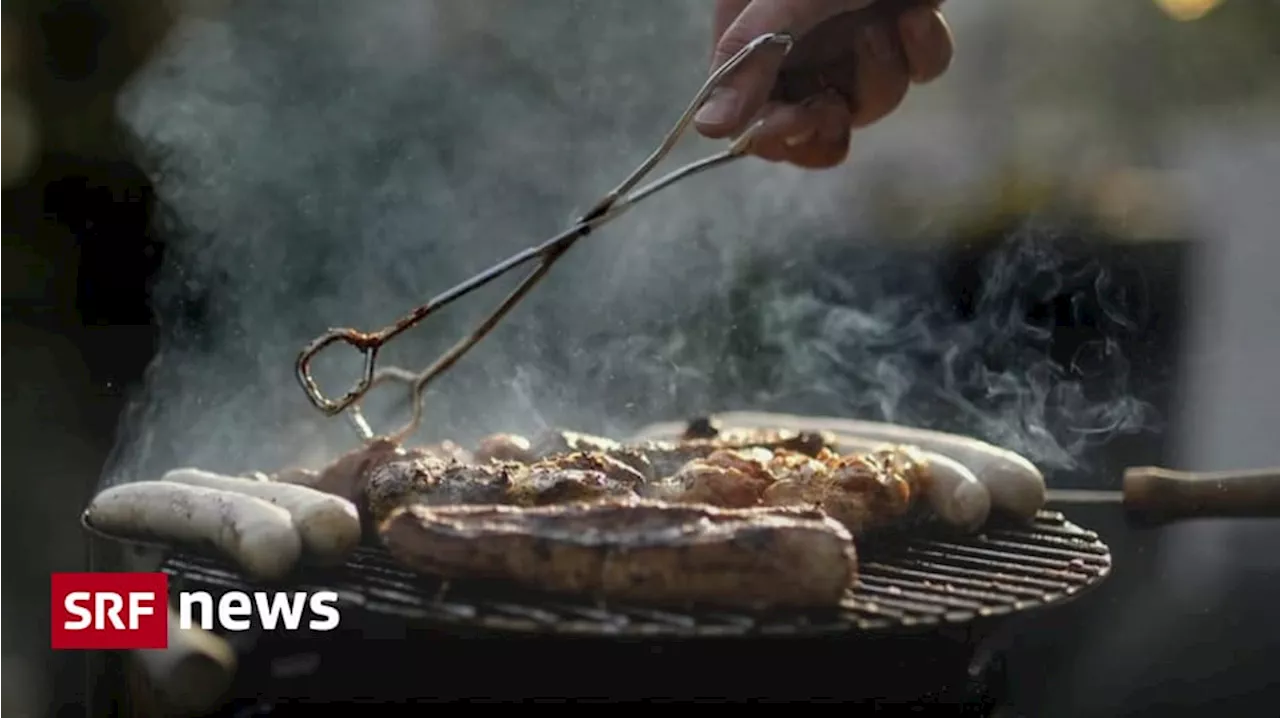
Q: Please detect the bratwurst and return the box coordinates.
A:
[161,468,361,565]
[85,481,302,581]
[379,498,857,610]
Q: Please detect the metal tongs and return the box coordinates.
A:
[295,33,795,443]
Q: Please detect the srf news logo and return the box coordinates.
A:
[51,573,340,650]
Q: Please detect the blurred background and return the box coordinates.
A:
[3,0,1278,715]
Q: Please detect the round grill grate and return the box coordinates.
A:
[158,509,1110,638]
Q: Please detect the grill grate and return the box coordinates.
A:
[160,510,1110,638]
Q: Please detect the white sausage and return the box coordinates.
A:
[85,481,302,581]
[134,607,236,716]
[838,436,992,532]
[161,468,360,565]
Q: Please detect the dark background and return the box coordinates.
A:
[3,1,1278,716]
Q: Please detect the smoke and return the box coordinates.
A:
[714,229,1161,471]
[103,0,1155,486]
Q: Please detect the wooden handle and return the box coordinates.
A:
[1123,466,1280,523]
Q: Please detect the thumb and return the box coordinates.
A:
[696,0,875,138]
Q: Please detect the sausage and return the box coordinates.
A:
[161,468,361,565]
[829,424,1040,520]
[380,498,856,610]
[133,607,237,717]
[639,413,1045,520]
[86,481,302,580]
[916,451,993,532]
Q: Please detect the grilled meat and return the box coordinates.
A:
[271,439,473,507]
[656,448,778,507]
[271,438,407,504]
[296,427,923,539]
[532,429,625,457]
[760,447,927,534]
[508,468,638,507]
[530,430,656,478]
[762,480,874,535]
[681,416,722,440]
[474,433,536,464]
[525,428,835,480]
[365,456,639,523]
[532,451,648,489]
[642,444,928,535]
[379,498,857,610]
[827,449,923,519]
[421,440,474,465]
[628,431,834,477]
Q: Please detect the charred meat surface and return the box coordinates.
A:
[303,428,925,539]
[658,448,778,507]
[379,498,857,610]
[761,447,928,534]
[682,416,722,440]
[420,440,475,465]
[502,427,836,481]
[271,438,407,504]
[531,429,624,458]
[530,451,648,489]
[366,458,512,522]
[631,430,835,478]
[638,444,929,535]
[529,430,656,478]
[508,468,638,507]
[365,457,638,523]
[272,439,473,508]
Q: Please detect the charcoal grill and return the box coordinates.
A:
[159,510,1108,638]
[88,412,1113,709]
[122,509,1108,710]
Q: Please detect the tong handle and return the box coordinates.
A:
[1123,466,1280,523]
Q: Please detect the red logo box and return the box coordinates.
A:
[51,573,170,650]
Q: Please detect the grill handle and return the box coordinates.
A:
[1122,466,1280,523]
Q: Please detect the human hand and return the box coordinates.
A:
[696,0,953,168]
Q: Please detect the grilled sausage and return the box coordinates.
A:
[380,498,856,610]
[85,481,302,581]
[161,468,361,565]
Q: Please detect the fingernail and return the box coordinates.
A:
[861,25,891,61]
[784,128,815,147]
[695,87,741,127]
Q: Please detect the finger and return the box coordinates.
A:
[847,20,911,129]
[786,129,852,169]
[711,0,753,61]
[745,102,824,162]
[696,0,874,139]
[898,8,953,84]
[780,96,853,168]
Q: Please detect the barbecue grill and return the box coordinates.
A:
[162,510,1109,639]
[89,502,1108,711]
